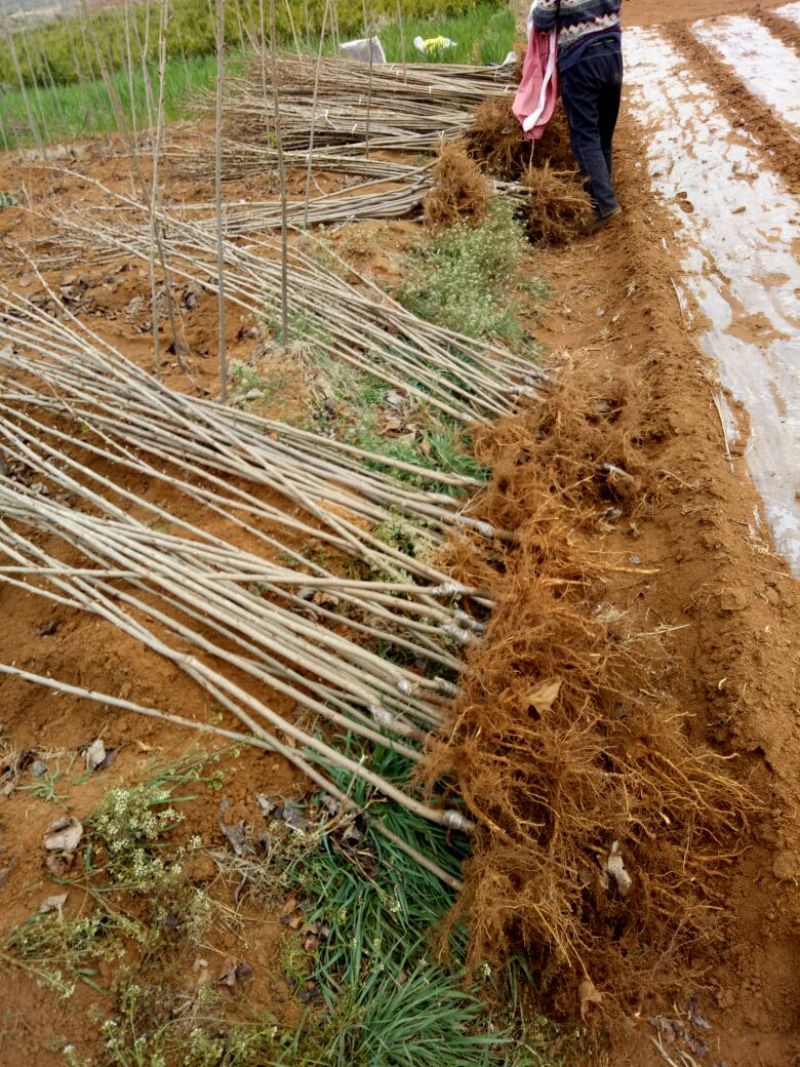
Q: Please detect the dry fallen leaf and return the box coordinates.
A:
[605,841,633,897]
[43,816,83,854]
[45,852,75,878]
[218,958,253,992]
[219,819,250,857]
[526,678,562,715]
[39,892,68,916]
[579,978,603,1022]
[84,738,107,772]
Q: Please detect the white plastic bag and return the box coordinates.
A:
[339,37,387,64]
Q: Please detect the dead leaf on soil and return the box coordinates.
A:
[525,678,562,715]
[280,896,299,918]
[135,740,160,753]
[256,794,278,819]
[83,738,107,772]
[218,958,253,992]
[39,892,68,916]
[0,867,10,890]
[604,841,632,897]
[579,978,603,1022]
[283,802,312,833]
[45,852,75,878]
[43,816,83,854]
[219,819,250,857]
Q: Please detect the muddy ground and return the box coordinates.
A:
[1,0,800,1064]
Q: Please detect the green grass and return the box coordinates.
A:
[0,0,506,91]
[0,2,512,151]
[376,4,515,66]
[300,352,489,490]
[0,52,223,152]
[287,3,516,66]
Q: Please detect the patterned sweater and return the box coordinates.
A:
[532,0,621,59]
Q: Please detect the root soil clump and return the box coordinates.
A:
[427,102,800,1063]
[521,163,595,244]
[431,384,751,1016]
[466,95,592,243]
[423,141,491,229]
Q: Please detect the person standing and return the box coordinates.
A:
[532,0,623,225]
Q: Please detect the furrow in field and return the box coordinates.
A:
[663,22,800,196]
[624,27,800,571]
[777,1,800,28]
[694,15,800,130]
[757,5,800,53]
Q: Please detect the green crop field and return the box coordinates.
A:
[0,1,514,150]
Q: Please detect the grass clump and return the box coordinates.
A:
[399,199,541,351]
[0,53,226,152]
[4,757,217,998]
[274,743,579,1065]
[376,4,515,67]
[6,910,140,1000]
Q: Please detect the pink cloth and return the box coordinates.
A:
[512,21,559,142]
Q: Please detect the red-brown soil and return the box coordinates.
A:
[625,0,791,25]
[469,110,800,1064]
[2,2,800,1064]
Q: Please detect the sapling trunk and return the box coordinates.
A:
[214,0,229,400]
[268,0,290,344]
[3,18,43,154]
[303,0,330,227]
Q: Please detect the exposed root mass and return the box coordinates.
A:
[465,96,591,243]
[423,141,491,229]
[430,375,752,1016]
[522,163,594,245]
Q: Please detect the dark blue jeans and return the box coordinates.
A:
[560,38,623,218]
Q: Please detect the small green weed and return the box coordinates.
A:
[89,782,185,891]
[4,755,221,1001]
[6,908,142,1000]
[399,198,545,352]
[230,358,298,407]
[17,766,69,804]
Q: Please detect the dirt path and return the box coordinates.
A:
[624,0,792,25]
[527,96,800,1061]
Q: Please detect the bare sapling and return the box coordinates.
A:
[267,0,290,344]
[3,17,43,154]
[303,0,331,227]
[215,0,229,399]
